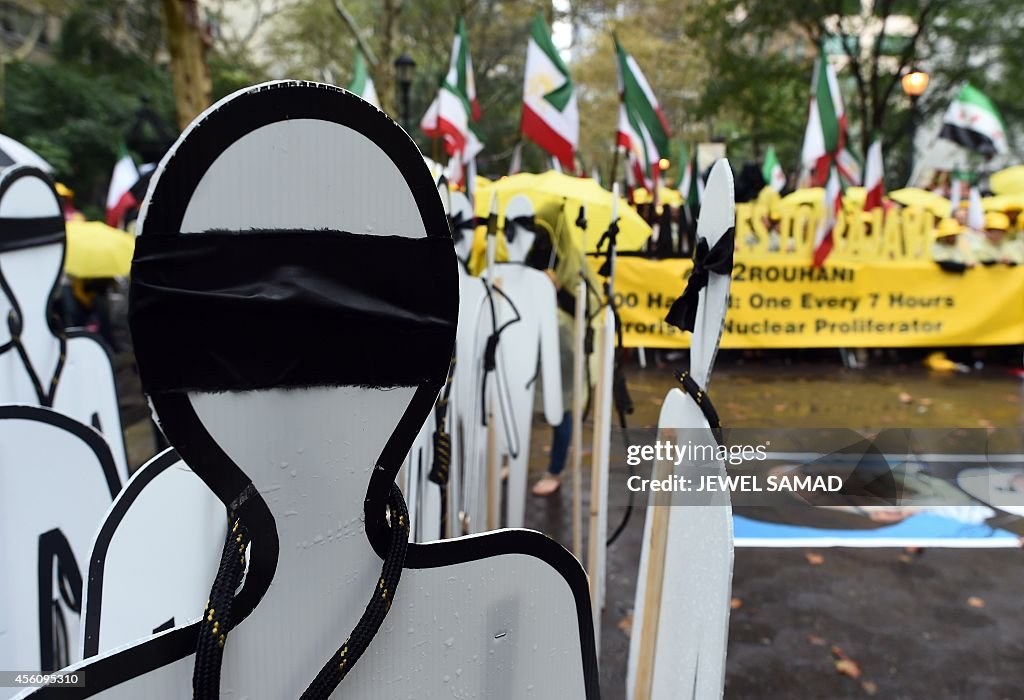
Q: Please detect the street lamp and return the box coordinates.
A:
[901,66,930,185]
[394,52,416,128]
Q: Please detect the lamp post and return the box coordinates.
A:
[394,52,416,129]
[901,66,929,185]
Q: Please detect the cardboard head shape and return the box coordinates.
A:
[29,82,597,700]
[0,166,65,362]
[502,194,536,263]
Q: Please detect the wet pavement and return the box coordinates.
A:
[117,351,1024,699]
[522,356,1024,700]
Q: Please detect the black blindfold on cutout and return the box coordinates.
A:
[0,216,65,254]
[130,230,458,395]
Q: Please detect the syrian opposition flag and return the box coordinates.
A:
[421,17,481,159]
[348,49,379,108]
[863,137,885,211]
[812,165,843,267]
[521,12,578,171]
[762,145,786,191]
[105,147,139,228]
[939,83,1008,157]
[615,36,671,191]
[801,44,846,187]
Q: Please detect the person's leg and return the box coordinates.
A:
[533,410,571,496]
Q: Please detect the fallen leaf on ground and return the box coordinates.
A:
[807,634,826,647]
[898,554,912,563]
[918,398,933,406]
[618,613,633,636]
[898,391,913,404]
[773,403,787,412]
[730,598,743,610]
[967,596,985,608]
[830,647,862,679]
[862,680,878,695]
[804,552,825,565]
[835,658,862,679]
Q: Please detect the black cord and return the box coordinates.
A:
[192,511,250,699]
[480,281,523,459]
[192,484,411,699]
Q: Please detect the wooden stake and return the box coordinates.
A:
[570,279,586,559]
[632,456,673,700]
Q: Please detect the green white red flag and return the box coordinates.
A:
[813,165,842,267]
[862,137,885,211]
[615,36,670,191]
[105,145,139,228]
[521,12,578,171]
[347,49,379,108]
[762,145,786,192]
[421,17,482,163]
[801,44,847,187]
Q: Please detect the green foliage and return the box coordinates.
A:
[2,0,174,216]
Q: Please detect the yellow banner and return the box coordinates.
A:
[600,256,1024,349]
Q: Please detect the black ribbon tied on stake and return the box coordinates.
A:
[665,226,735,332]
[0,216,65,253]
[595,219,620,278]
[504,215,536,244]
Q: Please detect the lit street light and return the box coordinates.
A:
[901,66,930,185]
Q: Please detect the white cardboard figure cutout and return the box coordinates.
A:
[0,405,120,691]
[0,167,129,483]
[79,449,225,659]
[18,81,598,699]
[627,159,736,700]
[449,191,497,535]
[491,195,563,529]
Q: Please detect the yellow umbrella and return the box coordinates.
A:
[888,188,950,217]
[990,165,1024,195]
[474,171,651,253]
[64,220,135,278]
[981,193,1024,213]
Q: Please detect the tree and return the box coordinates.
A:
[160,0,212,129]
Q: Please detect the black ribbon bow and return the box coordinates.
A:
[595,219,620,278]
[665,226,735,332]
[505,215,536,244]
[448,212,477,244]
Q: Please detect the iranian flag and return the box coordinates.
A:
[681,146,703,207]
[801,44,846,187]
[105,147,139,228]
[676,142,692,197]
[421,17,481,158]
[615,36,670,191]
[521,12,578,171]
[762,145,786,191]
[348,49,379,108]
[836,145,861,187]
[939,83,1008,157]
[813,165,842,267]
[863,137,885,211]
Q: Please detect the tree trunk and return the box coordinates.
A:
[376,0,403,120]
[160,0,211,130]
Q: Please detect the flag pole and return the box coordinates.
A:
[609,144,623,193]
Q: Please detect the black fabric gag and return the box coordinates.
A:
[0,216,65,254]
[130,230,458,395]
[665,227,735,333]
